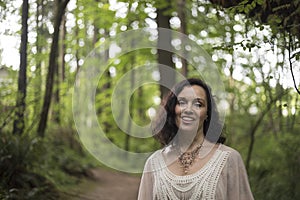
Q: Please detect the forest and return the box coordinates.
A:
[0,0,299,199]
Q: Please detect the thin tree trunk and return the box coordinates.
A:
[123,1,136,152]
[156,0,175,99]
[137,87,144,120]
[74,0,81,76]
[93,21,99,46]
[52,13,66,124]
[246,91,287,172]
[37,0,70,137]
[96,29,111,132]
[53,55,60,124]
[125,65,135,152]
[290,94,298,131]
[75,24,80,75]
[33,0,44,116]
[60,14,66,81]
[178,0,188,77]
[13,0,29,135]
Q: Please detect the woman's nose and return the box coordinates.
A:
[182,102,193,113]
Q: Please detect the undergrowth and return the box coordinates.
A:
[0,126,98,200]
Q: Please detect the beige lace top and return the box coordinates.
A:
[138,144,254,200]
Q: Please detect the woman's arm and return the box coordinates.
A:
[137,159,154,200]
[226,149,254,200]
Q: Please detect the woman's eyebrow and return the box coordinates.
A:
[195,97,206,102]
[177,97,206,102]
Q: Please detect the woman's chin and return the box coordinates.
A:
[178,125,198,134]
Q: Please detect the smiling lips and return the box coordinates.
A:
[181,116,196,124]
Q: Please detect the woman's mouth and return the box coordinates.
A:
[181,116,195,123]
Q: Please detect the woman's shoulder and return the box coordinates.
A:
[149,148,163,158]
[219,144,239,154]
[142,148,166,173]
[144,145,176,166]
[144,148,163,164]
[218,144,244,161]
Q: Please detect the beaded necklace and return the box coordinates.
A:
[178,144,202,175]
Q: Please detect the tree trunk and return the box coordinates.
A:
[37,0,70,137]
[74,0,81,76]
[60,14,66,81]
[96,29,111,133]
[92,20,99,46]
[178,0,188,77]
[156,0,175,99]
[52,13,66,124]
[246,91,287,172]
[124,65,135,152]
[33,0,44,116]
[53,53,60,124]
[13,0,29,135]
[75,20,80,75]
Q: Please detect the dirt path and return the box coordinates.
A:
[64,168,141,200]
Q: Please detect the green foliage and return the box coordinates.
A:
[0,132,58,199]
[42,126,97,183]
[0,68,17,133]
[0,127,97,199]
[95,51,161,152]
[249,132,300,200]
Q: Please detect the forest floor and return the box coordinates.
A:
[61,167,141,200]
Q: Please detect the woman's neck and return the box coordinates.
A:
[176,130,204,152]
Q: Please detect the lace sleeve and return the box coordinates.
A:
[138,158,154,200]
[226,149,254,200]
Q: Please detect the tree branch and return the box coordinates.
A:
[246,90,287,172]
[288,34,300,95]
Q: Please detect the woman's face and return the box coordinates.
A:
[175,85,208,134]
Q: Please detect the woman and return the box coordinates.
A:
[138,78,254,200]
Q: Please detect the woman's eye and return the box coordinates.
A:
[177,100,186,106]
[194,102,202,107]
